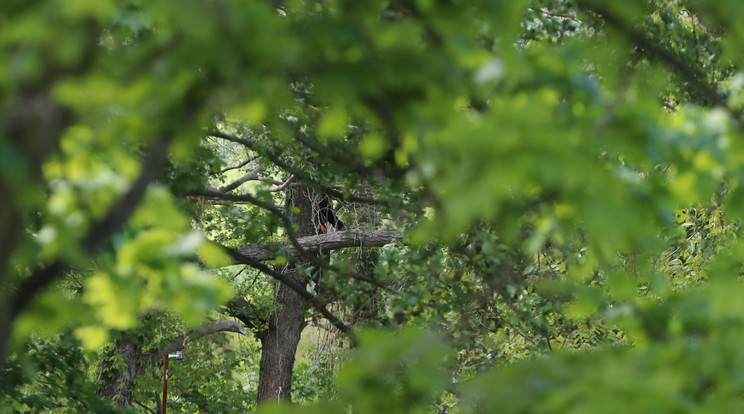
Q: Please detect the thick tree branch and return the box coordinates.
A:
[144,320,248,366]
[194,189,342,274]
[195,189,398,289]
[193,188,399,289]
[235,229,402,263]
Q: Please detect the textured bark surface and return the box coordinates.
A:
[98,334,141,408]
[256,271,309,403]
[256,187,316,404]
[97,321,247,407]
[236,229,402,263]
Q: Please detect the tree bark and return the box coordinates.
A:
[236,229,402,263]
[98,320,247,407]
[98,334,141,408]
[256,270,309,403]
[256,186,317,404]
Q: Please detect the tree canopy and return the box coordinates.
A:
[4,0,744,412]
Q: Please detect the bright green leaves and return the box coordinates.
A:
[131,186,190,231]
[7,0,744,410]
[335,329,450,414]
[359,132,388,161]
[198,241,234,268]
[54,0,115,21]
[72,325,109,350]
[106,197,233,326]
[80,227,233,339]
[230,100,269,128]
[317,107,348,140]
[23,179,234,348]
[85,271,139,330]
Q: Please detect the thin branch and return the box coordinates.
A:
[258,177,284,186]
[576,0,743,125]
[133,400,157,414]
[213,154,260,175]
[207,131,388,205]
[222,246,357,344]
[10,137,172,319]
[539,8,578,21]
[266,174,296,192]
[293,129,405,179]
[209,166,265,193]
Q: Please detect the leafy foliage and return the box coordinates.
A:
[5,0,744,412]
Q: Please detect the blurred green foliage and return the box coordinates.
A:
[5,0,744,412]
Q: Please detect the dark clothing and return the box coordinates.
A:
[316,195,346,234]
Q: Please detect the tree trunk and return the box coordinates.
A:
[96,320,247,407]
[256,273,309,402]
[256,186,317,403]
[98,333,141,407]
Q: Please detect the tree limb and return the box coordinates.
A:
[235,229,402,263]
[212,154,260,175]
[144,320,248,366]
[209,166,265,193]
[196,187,401,287]
[221,246,358,344]
[194,189,346,275]
[266,174,296,192]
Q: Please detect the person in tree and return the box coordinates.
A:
[315,194,346,234]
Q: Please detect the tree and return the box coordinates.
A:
[6,0,744,412]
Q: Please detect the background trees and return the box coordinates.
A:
[4,0,744,412]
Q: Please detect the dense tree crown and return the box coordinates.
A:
[4,0,744,412]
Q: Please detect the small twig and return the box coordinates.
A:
[213,154,260,175]
[540,9,577,20]
[230,266,247,281]
[134,399,157,414]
